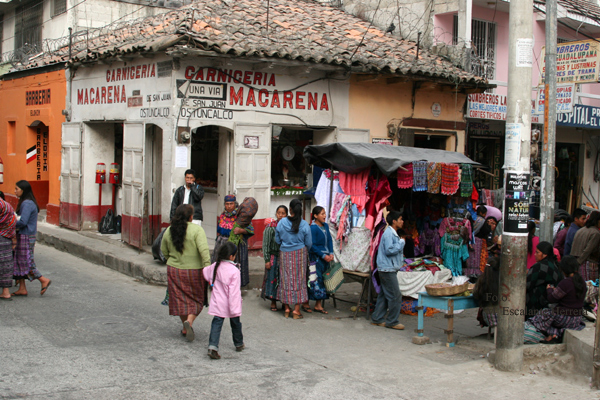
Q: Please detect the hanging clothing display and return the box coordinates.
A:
[441,163,460,195]
[339,169,369,212]
[314,173,343,219]
[460,164,473,197]
[427,162,441,194]
[440,235,469,276]
[416,223,441,257]
[364,174,392,230]
[412,161,428,192]
[397,163,414,189]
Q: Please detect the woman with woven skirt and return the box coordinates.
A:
[465,206,488,277]
[276,199,312,319]
[212,195,238,263]
[570,211,600,282]
[303,206,333,314]
[0,192,17,301]
[261,205,288,311]
[161,204,211,342]
[525,241,563,318]
[12,181,51,297]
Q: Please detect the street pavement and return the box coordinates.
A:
[1,244,598,400]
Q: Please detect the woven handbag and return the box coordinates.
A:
[323,262,344,294]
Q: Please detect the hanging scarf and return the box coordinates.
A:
[441,163,460,195]
[412,161,428,192]
[427,162,441,194]
[460,164,473,197]
[397,163,414,189]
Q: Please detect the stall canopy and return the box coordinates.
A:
[303,143,479,175]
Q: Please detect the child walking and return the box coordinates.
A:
[203,242,245,359]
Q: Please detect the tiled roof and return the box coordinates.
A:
[536,0,600,25]
[25,0,486,86]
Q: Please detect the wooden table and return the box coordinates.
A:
[416,292,479,347]
[331,270,372,320]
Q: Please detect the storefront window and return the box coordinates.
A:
[271,126,313,193]
[191,126,219,190]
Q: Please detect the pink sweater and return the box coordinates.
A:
[527,236,561,269]
[203,261,243,318]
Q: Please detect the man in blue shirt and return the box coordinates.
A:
[564,208,587,256]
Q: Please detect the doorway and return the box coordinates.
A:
[555,143,581,212]
[143,124,163,245]
[469,137,503,190]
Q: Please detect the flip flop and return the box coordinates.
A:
[183,321,194,342]
[40,280,52,296]
[0,297,13,301]
[314,308,329,314]
[270,307,278,312]
[11,293,27,297]
[180,330,186,337]
[301,306,313,313]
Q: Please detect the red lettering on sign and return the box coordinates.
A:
[243,71,252,85]
[246,88,257,107]
[271,90,280,108]
[296,91,306,110]
[258,89,269,107]
[230,86,244,105]
[207,68,216,82]
[283,91,293,108]
[185,66,195,79]
[254,72,262,86]
[320,93,329,111]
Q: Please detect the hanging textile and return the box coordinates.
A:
[397,163,414,189]
[440,235,469,276]
[315,173,342,219]
[415,222,441,257]
[441,163,460,195]
[460,164,473,197]
[413,161,428,192]
[339,169,369,212]
[471,184,479,202]
[329,193,348,225]
[364,174,393,230]
[427,162,441,194]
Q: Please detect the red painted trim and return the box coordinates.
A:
[29,181,49,210]
[46,203,60,225]
[3,194,18,210]
[247,218,266,250]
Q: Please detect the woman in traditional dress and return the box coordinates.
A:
[0,192,16,301]
[276,199,312,319]
[303,206,333,314]
[161,204,211,342]
[526,241,563,318]
[570,210,600,282]
[12,180,51,297]
[485,217,500,258]
[261,205,288,311]
[212,195,238,263]
[230,197,257,288]
[465,205,487,276]
[473,257,500,329]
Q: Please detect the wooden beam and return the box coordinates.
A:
[355,74,379,82]
[386,77,409,84]
[402,118,467,131]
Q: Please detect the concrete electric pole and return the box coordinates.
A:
[496,0,534,372]
[540,0,557,243]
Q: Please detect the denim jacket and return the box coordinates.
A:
[376,226,405,272]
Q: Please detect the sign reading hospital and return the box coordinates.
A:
[540,39,600,85]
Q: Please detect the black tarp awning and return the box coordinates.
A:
[303,142,479,176]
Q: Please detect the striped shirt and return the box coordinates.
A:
[0,199,16,239]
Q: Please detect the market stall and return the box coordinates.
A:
[303,142,481,318]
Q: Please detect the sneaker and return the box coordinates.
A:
[386,323,405,330]
[208,350,221,359]
[371,322,385,327]
[236,345,245,352]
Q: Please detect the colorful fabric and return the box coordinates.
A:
[235,237,251,287]
[416,224,441,257]
[0,236,13,289]
[412,161,428,192]
[526,259,563,316]
[427,162,441,194]
[481,310,498,327]
[277,247,309,305]
[13,234,34,279]
[529,309,585,339]
[400,297,438,317]
[365,174,393,230]
[167,265,206,316]
[580,260,599,282]
[524,321,547,344]
[224,194,236,202]
[339,169,370,212]
[229,221,255,246]
[0,199,16,240]
[236,197,258,228]
[216,213,236,237]
[397,163,414,189]
[460,164,473,197]
[464,237,488,277]
[441,163,460,195]
[262,222,281,301]
[440,234,468,276]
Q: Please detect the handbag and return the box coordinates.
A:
[323,261,344,294]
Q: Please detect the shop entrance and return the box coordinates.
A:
[469,137,503,190]
[26,122,50,209]
[555,143,581,212]
[144,124,163,245]
[190,125,233,242]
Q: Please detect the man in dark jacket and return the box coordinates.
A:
[170,169,204,224]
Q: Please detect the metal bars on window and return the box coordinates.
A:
[14,1,43,52]
[53,0,67,16]
[452,15,496,81]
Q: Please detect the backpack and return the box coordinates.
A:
[99,209,117,234]
[152,228,167,264]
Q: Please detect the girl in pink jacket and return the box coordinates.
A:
[203,242,244,360]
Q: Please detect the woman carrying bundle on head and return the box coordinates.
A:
[276,199,312,319]
[203,242,245,360]
[161,204,211,342]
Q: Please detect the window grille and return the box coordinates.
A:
[14,1,43,52]
[453,16,496,81]
[53,0,67,16]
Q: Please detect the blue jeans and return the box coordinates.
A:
[371,271,402,327]
[208,316,244,351]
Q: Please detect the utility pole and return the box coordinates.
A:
[496,0,533,372]
[540,0,557,243]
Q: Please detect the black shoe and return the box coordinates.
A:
[208,350,221,359]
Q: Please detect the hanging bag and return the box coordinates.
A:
[323,261,344,294]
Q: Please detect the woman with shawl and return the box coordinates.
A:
[228,197,257,288]
[465,205,488,276]
[261,205,288,311]
[212,195,238,263]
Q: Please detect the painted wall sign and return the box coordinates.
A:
[468,93,541,124]
[503,171,530,236]
[540,39,600,84]
[534,84,575,114]
[556,104,600,128]
[468,122,504,137]
[244,135,259,149]
[372,138,393,145]
[25,89,51,105]
[128,96,143,107]
[431,102,441,117]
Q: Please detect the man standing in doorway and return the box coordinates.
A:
[564,208,587,256]
[170,169,204,225]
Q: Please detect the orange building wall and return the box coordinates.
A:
[348,77,468,152]
[0,70,66,225]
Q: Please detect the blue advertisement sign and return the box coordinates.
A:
[557,104,600,128]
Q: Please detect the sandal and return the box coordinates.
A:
[292,312,304,320]
[284,310,290,319]
[270,304,278,312]
[301,305,313,313]
[314,308,329,314]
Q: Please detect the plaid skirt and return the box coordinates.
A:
[579,261,599,282]
[167,266,206,317]
[277,248,309,305]
[0,236,13,289]
[529,308,585,338]
[261,254,280,301]
[13,234,41,280]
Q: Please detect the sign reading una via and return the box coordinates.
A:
[177,79,227,100]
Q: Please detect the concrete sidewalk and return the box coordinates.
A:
[36,222,266,288]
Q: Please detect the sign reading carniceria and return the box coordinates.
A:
[540,39,600,85]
